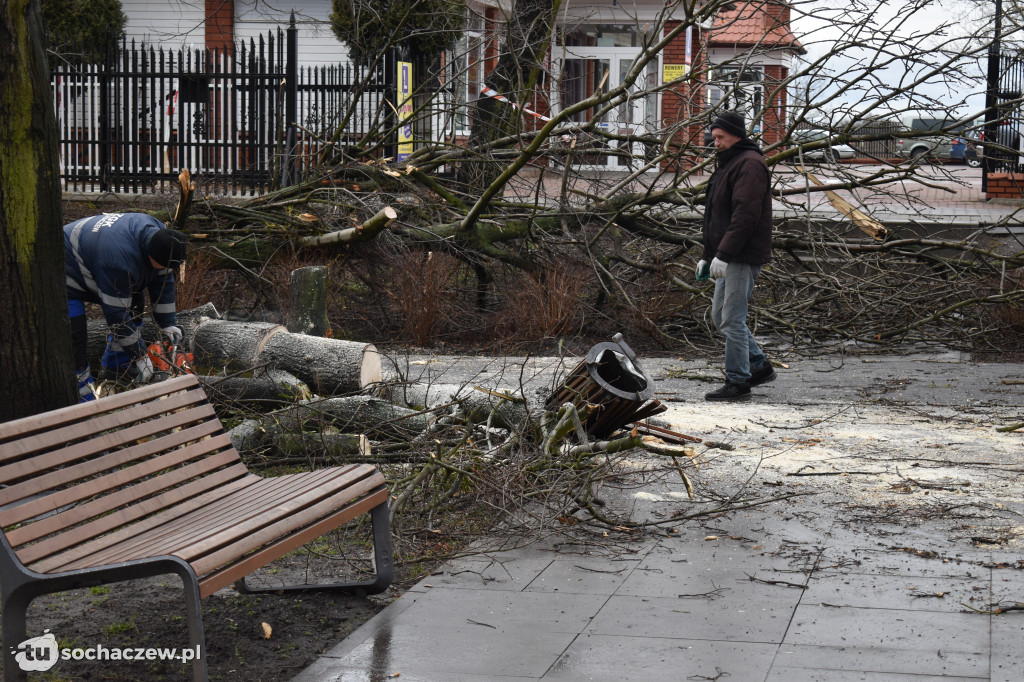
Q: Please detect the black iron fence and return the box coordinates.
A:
[50,19,447,195]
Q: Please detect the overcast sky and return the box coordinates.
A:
[789,0,997,121]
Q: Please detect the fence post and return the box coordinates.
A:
[385,48,397,162]
[98,32,112,192]
[280,12,298,187]
[983,0,1003,194]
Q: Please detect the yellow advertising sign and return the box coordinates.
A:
[397,61,413,161]
[663,64,689,83]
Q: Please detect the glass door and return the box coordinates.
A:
[556,45,658,169]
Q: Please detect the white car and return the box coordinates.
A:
[791,130,857,163]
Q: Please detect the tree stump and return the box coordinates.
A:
[287,266,330,336]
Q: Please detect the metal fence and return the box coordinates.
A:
[50,20,445,195]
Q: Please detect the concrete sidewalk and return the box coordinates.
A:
[293,354,1024,682]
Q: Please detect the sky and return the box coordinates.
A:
[787,0,1000,122]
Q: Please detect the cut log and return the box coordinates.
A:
[287,266,330,336]
[381,381,529,431]
[199,369,310,407]
[190,319,382,394]
[227,418,369,462]
[268,395,434,440]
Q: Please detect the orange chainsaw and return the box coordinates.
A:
[146,341,195,382]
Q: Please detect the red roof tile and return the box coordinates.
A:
[709,3,805,54]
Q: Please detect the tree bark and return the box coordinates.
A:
[0,0,76,420]
[287,266,330,336]
[191,319,383,395]
[261,395,434,440]
[381,382,530,431]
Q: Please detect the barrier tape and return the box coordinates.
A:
[479,86,552,122]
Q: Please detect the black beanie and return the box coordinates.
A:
[710,111,747,139]
[148,228,189,267]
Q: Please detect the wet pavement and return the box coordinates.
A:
[293,352,1024,682]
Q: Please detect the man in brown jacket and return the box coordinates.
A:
[697,111,776,401]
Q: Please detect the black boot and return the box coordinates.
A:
[749,362,777,387]
[705,381,751,401]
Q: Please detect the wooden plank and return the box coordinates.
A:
[83,467,368,566]
[59,470,340,568]
[190,477,384,578]
[0,404,220,505]
[0,387,208,469]
[1,432,236,530]
[26,470,258,572]
[0,419,223,518]
[198,488,387,597]
[0,375,200,443]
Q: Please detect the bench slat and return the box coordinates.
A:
[18,457,251,568]
[2,432,238,533]
[72,466,364,568]
[0,375,200,443]
[0,411,222,511]
[191,475,384,580]
[197,487,388,597]
[0,386,208,467]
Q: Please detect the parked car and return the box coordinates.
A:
[896,117,982,166]
[790,129,857,163]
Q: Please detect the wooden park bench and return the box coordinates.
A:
[0,375,393,681]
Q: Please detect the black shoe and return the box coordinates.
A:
[705,381,751,401]
[749,363,777,387]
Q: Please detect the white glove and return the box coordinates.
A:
[709,257,729,280]
[161,325,183,345]
[696,259,709,281]
[134,356,154,384]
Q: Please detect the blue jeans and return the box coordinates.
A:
[711,262,768,385]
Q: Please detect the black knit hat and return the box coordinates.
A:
[148,228,189,267]
[710,111,747,139]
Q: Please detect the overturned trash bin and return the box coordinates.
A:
[545,333,667,440]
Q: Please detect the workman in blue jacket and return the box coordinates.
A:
[65,213,189,401]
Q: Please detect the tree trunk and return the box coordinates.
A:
[0,0,76,420]
[287,266,330,336]
[199,369,310,407]
[381,381,530,431]
[458,0,559,191]
[261,395,434,440]
[190,319,382,395]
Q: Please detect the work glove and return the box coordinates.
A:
[161,325,183,345]
[709,257,728,280]
[134,356,154,384]
[696,259,710,281]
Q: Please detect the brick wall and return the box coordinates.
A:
[986,172,1024,199]
[662,21,704,169]
[205,0,234,52]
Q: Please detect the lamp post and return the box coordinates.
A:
[982,0,1003,192]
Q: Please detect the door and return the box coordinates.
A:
[556,46,658,169]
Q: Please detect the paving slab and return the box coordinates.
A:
[543,635,779,682]
[293,355,1024,681]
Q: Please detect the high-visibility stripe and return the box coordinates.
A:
[153,302,176,314]
[69,221,101,297]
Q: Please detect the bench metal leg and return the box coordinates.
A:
[0,541,209,682]
[235,498,395,596]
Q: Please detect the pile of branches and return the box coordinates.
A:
[177,155,1024,354]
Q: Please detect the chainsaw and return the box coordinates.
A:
[146,341,195,382]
